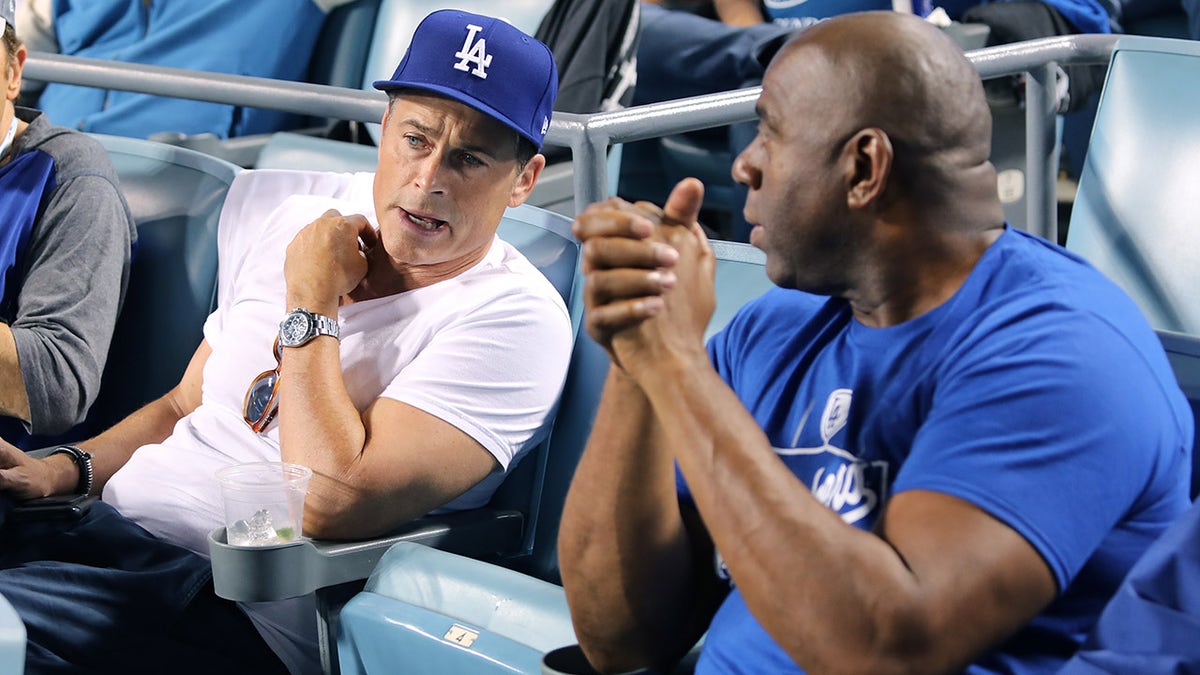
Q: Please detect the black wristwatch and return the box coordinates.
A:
[50,445,94,496]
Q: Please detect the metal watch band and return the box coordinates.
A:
[309,311,340,340]
[50,445,94,496]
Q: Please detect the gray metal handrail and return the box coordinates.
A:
[25,33,1120,237]
[24,51,389,125]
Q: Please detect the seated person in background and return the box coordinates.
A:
[17,0,356,139]
[0,9,570,674]
[0,1,136,447]
[559,12,1191,674]
[629,0,1111,242]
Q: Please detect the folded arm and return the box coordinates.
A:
[276,209,507,540]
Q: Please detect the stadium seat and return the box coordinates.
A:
[85,136,241,435]
[1063,35,1200,495]
[0,592,24,675]
[206,186,581,675]
[307,0,384,92]
[336,542,576,675]
[21,135,239,447]
[332,239,773,674]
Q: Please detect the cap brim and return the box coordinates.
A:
[374,80,541,149]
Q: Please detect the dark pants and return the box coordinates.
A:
[0,496,288,674]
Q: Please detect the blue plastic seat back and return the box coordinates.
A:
[306,0,383,90]
[1065,35,1200,495]
[85,135,240,434]
[483,203,582,551]
[1067,36,1200,334]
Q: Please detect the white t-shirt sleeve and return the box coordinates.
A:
[381,284,572,471]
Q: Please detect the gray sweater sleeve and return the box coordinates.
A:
[9,172,133,434]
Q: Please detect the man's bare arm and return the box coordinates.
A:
[275,209,500,540]
[559,368,725,672]
[0,339,210,498]
[559,183,727,671]
[275,335,500,540]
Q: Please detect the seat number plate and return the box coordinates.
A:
[444,624,480,648]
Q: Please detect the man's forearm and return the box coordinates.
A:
[275,335,372,536]
[77,393,195,494]
[0,324,31,423]
[559,367,716,672]
[628,350,935,674]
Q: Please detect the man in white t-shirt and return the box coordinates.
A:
[0,9,571,674]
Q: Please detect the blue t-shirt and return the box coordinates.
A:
[0,150,55,306]
[685,227,1193,673]
[38,0,326,138]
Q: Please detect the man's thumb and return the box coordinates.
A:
[663,178,705,227]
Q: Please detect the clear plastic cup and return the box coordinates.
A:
[215,461,312,547]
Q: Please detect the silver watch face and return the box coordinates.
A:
[280,310,314,347]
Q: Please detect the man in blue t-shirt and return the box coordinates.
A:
[558,11,1191,674]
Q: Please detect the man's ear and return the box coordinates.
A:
[843,127,892,210]
[508,153,546,208]
[5,45,26,103]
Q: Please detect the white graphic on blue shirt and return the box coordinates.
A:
[714,388,889,583]
[774,388,888,527]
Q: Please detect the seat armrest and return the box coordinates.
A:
[208,508,524,602]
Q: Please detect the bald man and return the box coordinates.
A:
[558,11,1192,674]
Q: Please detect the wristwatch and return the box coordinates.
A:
[278,307,340,348]
[49,445,94,496]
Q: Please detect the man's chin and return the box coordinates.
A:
[748,224,765,250]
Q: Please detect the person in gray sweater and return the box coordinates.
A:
[0,1,135,446]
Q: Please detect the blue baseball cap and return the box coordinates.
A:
[374,9,558,151]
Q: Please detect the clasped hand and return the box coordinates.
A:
[574,178,716,373]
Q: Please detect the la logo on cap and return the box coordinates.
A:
[453,24,493,79]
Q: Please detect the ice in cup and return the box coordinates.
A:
[215,461,312,546]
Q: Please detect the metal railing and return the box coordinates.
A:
[25,33,1120,240]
